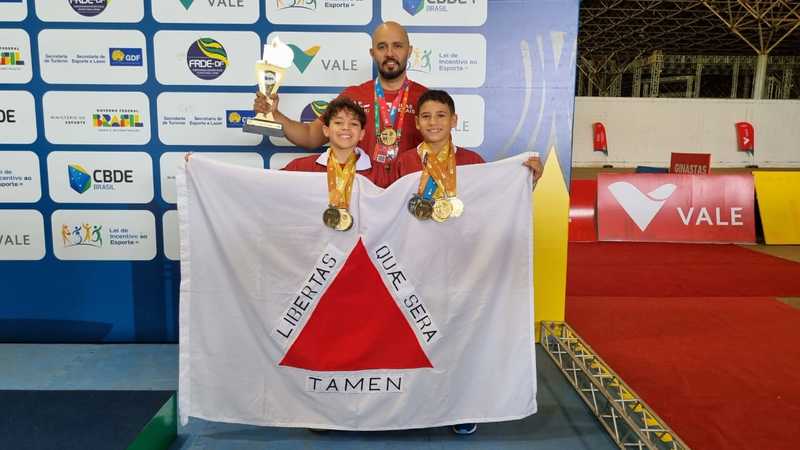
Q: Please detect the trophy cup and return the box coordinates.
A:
[243,36,294,136]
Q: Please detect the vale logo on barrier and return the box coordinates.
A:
[607,182,676,232]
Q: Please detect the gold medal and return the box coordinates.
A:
[380,127,397,146]
[449,197,464,218]
[432,198,453,222]
[414,199,433,220]
[323,207,340,229]
[335,209,353,231]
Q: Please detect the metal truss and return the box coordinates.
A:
[576,52,800,98]
[577,1,800,98]
[540,321,691,450]
[580,1,800,60]
[701,0,800,54]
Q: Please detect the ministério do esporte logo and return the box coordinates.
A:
[187,38,228,80]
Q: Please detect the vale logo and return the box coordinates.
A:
[607,182,677,232]
[288,44,319,73]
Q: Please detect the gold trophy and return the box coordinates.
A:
[243,36,294,136]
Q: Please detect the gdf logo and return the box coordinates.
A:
[109,48,143,67]
[0,109,16,123]
[186,38,228,80]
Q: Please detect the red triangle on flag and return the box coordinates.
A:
[279,239,433,371]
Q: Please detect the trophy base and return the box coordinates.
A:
[243,117,285,137]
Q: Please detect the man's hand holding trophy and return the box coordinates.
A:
[243,36,294,136]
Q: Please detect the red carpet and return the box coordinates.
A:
[566,296,800,450]
[567,242,800,297]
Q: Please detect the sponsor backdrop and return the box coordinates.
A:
[0,0,578,342]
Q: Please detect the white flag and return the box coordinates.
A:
[177,153,536,430]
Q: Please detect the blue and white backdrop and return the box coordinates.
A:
[0,0,578,342]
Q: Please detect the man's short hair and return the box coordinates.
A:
[321,97,367,128]
[417,90,456,114]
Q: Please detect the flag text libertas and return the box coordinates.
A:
[272,245,345,347]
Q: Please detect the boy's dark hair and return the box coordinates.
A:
[321,97,367,128]
[417,89,456,114]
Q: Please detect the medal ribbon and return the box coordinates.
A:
[373,78,410,154]
[326,150,358,208]
[417,141,457,198]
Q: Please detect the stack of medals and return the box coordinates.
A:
[373,78,410,167]
[408,142,464,222]
[322,150,357,232]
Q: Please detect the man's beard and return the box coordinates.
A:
[377,58,406,80]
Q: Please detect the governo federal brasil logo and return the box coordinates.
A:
[187,38,228,80]
[69,0,109,17]
[288,43,319,73]
[92,110,144,128]
[0,47,25,67]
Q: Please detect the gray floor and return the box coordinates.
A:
[0,344,616,450]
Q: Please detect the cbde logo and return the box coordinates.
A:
[68,163,134,194]
[69,0,108,17]
[0,108,16,123]
[109,48,143,67]
[187,38,228,80]
[403,0,477,16]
